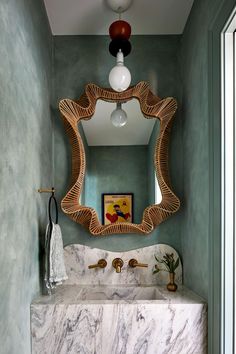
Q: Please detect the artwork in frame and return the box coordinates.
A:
[102,193,133,225]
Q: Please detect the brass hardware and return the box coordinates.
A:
[88,259,107,269]
[38,188,55,193]
[128,259,148,268]
[112,258,124,273]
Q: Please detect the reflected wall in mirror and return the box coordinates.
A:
[59,81,180,236]
[82,99,160,225]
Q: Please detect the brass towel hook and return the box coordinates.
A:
[38,187,55,194]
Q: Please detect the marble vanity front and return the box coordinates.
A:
[31,244,207,354]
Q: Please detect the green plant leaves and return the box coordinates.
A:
[154,255,163,263]
[153,253,180,274]
[174,257,179,271]
[153,269,160,274]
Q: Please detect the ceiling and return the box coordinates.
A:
[81,99,156,146]
[43,0,194,35]
[45,0,194,145]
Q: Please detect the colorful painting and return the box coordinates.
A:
[102,193,133,225]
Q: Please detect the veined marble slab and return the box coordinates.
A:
[64,244,182,286]
[31,286,207,354]
[32,285,203,305]
[31,244,207,353]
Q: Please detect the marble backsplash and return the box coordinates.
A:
[64,243,182,286]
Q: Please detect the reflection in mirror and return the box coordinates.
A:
[80,99,162,224]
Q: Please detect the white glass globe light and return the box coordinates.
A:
[109,50,131,92]
[110,103,127,127]
[109,66,131,92]
[106,0,133,13]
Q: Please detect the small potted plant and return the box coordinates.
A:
[153,253,180,292]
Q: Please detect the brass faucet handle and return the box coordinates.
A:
[88,259,107,269]
[128,259,148,268]
[112,258,124,273]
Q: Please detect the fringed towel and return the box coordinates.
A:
[45,222,68,290]
[44,191,68,293]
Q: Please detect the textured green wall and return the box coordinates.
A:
[0,1,52,353]
[180,0,235,352]
[85,145,149,224]
[53,35,183,252]
[180,0,210,301]
[180,0,235,301]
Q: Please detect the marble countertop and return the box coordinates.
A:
[31,285,206,306]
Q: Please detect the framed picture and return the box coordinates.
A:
[102,193,133,225]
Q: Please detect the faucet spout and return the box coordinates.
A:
[112,258,124,273]
[116,265,121,273]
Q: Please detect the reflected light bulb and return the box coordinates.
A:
[110,102,127,127]
[109,50,131,92]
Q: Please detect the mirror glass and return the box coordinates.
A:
[80,99,162,225]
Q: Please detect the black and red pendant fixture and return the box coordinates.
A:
[107,0,133,92]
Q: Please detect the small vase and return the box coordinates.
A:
[167,272,178,292]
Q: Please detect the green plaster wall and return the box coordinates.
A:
[180,0,210,301]
[85,145,148,224]
[180,0,235,300]
[0,1,52,353]
[180,0,235,352]
[53,35,183,252]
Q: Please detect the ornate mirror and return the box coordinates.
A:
[59,81,180,236]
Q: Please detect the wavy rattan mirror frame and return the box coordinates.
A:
[59,81,180,236]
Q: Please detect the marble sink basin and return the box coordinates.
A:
[77,285,165,301]
[32,285,166,305]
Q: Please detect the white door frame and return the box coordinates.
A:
[221,7,236,353]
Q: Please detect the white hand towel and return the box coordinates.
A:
[45,222,68,288]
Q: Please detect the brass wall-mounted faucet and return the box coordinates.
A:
[88,259,107,269]
[112,258,124,273]
[128,259,148,268]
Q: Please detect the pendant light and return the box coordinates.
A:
[107,0,133,126]
[110,102,127,127]
[107,1,132,92]
[109,50,131,92]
